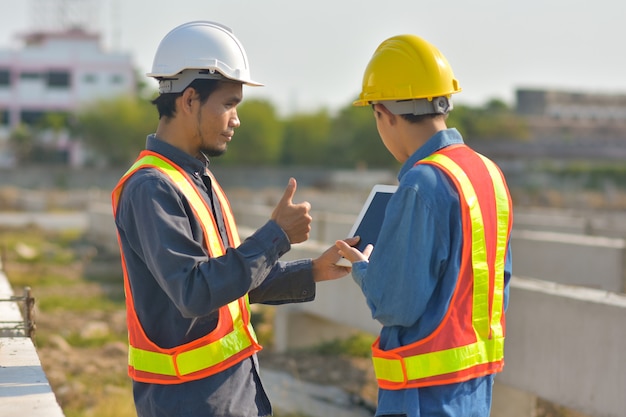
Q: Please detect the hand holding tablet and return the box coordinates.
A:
[336,184,397,267]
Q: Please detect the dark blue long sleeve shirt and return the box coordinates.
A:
[352,129,512,417]
[114,135,316,417]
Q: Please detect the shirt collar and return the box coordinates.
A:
[145,134,208,174]
[398,128,464,180]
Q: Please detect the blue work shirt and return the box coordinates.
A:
[115,135,316,417]
[352,128,512,417]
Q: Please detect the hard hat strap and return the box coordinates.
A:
[157,69,225,94]
[377,97,453,115]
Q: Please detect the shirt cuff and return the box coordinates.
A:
[247,220,291,260]
[351,260,368,287]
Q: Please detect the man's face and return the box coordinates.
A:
[192,82,243,157]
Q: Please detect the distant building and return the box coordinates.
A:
[0,28,136,132]
[516,89,626,145]
[0,27,136,166]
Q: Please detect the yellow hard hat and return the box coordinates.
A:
[354,34,461,106]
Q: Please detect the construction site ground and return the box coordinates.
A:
[1,221,585,417]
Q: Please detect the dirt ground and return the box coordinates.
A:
[2,225,586,417]
[2,226,378,416]
[258,349,379,411]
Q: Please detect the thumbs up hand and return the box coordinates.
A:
[271,178,312,244]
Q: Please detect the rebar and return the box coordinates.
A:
[0,286,36,338]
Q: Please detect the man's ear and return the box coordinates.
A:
[179,88,197,114]
[375,103,398,126]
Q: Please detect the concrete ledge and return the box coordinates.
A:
[511,229,626,292]
[0,270,65,417]
[499,276,626,417]
[279,240,626,417]
[0,338,65,417]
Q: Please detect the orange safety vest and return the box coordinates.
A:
[111,150,261,384]
[371,144,512,389]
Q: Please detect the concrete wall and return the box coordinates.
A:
[498,277,626,417]
[511,229,626,293]
[280,240,626,417]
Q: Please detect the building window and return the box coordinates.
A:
[47,71,70,88]
[20,72,41,80]
[110,74,124,84]
[0,110,8,125]
[84,73,97,83]
[20,110,45,126]
[0,69,10,86]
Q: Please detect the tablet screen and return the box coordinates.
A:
[349,184,397,252]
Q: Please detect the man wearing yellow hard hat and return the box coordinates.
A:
[337,34,513,417]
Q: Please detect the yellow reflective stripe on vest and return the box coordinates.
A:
[208,171,241,247]
[128,321,254,377]
[128,154,224,256]
[424,153,493,338]
[478,154,509,339]
[227,296,259,359]
[372,334,504,382]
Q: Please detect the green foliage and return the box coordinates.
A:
[273,412,314,417]
[281,110,332,166]
[37,293,123,313]
[64,331,124,348]
[8,124,36,162]
[66,93,529,168]
[220,99,284,165]
[305,332,376,358]
[327,104,393,168]
[543,161,626,190]
[38,112,71,132]
[64,390,136,417]
[447,99,530,141]
[75,95,155,166]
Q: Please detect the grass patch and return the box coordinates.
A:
[62,380,135,417]
[7,271,78,288]
[274,411,314,417]
[2,225,134,417]
[304,332,376,358]
[64,331,125,348]
[37,293,123,312]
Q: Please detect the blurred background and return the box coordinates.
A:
[1,1,625,417]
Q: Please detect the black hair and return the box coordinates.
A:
[400,113,446,124]
[151,78,222,119]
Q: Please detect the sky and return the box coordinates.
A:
[0,0,625,116]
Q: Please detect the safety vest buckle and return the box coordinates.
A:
[171,350,183,378]
[373,349,409,388]
[397,354,409,387]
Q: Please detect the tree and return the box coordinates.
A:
[447,100,530,142]
[328,103,394,168]
[281,110,331,166]
[8,124,35,163]
[220,99,283,165]
[75,96,156,166]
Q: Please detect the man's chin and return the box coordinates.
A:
[203,148,226,158]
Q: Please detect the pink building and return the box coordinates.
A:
[0,27,136,131]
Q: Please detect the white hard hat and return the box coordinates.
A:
[147,21,263,93]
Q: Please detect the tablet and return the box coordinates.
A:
[336,184,398,267]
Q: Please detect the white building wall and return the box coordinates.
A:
[0,29,135,129]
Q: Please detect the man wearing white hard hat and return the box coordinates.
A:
[112,21,355,417]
